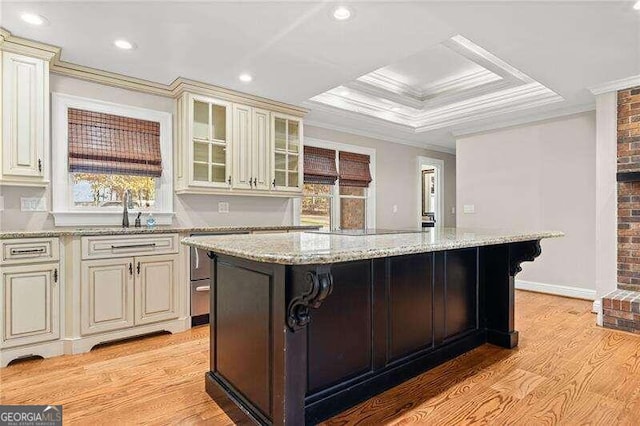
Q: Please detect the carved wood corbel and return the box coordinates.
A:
[509,240,542,276]
[287,266,333,332]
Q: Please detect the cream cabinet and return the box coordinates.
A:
[80,258,134,335]
[134,254,179,325]
[232,105,272,191]
[175,93,233,192]
[1,263,59,348]
[81,253,179,335]
[272,113,303,192]
[175,90,304,196]
[0,51,50,186]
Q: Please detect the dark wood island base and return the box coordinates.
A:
[202,240,542,425]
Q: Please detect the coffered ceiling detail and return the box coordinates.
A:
[307,35,563,133]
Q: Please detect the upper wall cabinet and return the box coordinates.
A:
[0,50,51,187]
[174,87,305,196]
[175,93,233,191]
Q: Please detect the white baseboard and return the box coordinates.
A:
[515,280,596,301]
[593,299,603,324]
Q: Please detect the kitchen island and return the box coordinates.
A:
[181,228,562,425]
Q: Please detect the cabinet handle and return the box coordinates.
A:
[195,285,210,292]
[137,262,141,275]
[10,247,46,255]
[272,178,276,188]
[253,177,257,187]
[249,177,253,188]
[129,263,133,276]
[53,268,58,283]
[38,159,42,173]
[228,176,232,186]
[111,243,156,250]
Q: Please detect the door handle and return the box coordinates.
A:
[195,285,210,292]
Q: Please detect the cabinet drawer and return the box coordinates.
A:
[1,238,60,265]
[81,234,179,260]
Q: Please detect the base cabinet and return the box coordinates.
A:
[134,254,179,325]
[81,258,135,335]
[81,254,179,335]
[1,263,59,348]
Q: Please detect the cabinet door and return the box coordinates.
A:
[81,258,134,335]
[134,254,179,325]
[2,52,45,178]
[232,104,253,190]
[2,263,59,348]
[190,96,232,188]
[252,108,271,190]
[272,114,303,192]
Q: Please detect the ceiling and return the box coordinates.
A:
[1,1,638,152]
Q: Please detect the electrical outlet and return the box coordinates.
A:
[218,202,230,214]
[463,204,475,214]
[21,197,47,212]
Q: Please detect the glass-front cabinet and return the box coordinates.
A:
[190,96,232,188]
[272,113,303,192]
[175,92,304,196]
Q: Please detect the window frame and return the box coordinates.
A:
[301,183,334,230]
[51,93,174,226]
[295,137,376,230]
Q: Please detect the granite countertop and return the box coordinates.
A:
[181,227,564,265]
[0,225,319,239]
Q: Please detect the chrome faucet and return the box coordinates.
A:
[122,190,130,228]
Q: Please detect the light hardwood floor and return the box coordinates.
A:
[1,291,640,425]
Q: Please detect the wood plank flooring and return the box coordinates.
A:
[2,290,640,425]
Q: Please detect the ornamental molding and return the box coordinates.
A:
[287,267,334,332]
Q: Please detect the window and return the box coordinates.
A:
[299,140,375,230]
[52,94,174,226]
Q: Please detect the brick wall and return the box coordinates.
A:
[617,88,640,291]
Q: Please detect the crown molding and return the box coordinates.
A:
[304,119,456,155]
[589,74,640,95]
[0,27,307,117]
[451,101,595,138]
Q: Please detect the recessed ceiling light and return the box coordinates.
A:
[635,1,640,10]
[239,73,253,83]
[333,6,352,21]
[20,12,47,26]
[114,39,135,50]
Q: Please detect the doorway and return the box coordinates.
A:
[417,156,444,228]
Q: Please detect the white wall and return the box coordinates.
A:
[0,74,456,231]
[456,112,597,299]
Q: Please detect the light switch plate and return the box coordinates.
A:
[463,204,475,214]
[21,197,47,212]
[218,202,230,214]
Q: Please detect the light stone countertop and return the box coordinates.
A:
[0,225,319,240]
[181,227,564,265]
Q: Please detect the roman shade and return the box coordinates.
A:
[303,146,339,184]
[339,151,372,187]
[68,108,163,177]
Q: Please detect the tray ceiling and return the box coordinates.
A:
[307,35,563,133]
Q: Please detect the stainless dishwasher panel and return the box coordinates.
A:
[191,280,210,317]
[190,246,210,281]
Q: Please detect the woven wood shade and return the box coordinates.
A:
[68,108,163,177]
[339,151,372,187]
[303,146,339,185]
